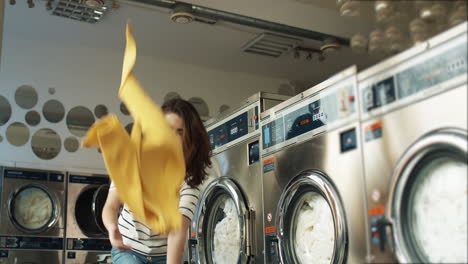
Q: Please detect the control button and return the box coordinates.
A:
[253,115,258,121]
[67,252,76,259]
[348,95,355,102]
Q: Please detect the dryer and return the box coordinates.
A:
[359,22,467,263]
[0,167,65,264]
[190,92,289,264]
[65,172,112,264]
[261,66,369,264]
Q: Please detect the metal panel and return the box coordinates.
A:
[0,168,65,238]
[192,136,265,263]
[361,85,467,263]
[0,250,64,264]
[262,122,368,263]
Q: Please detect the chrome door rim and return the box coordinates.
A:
[388,127,467,263]
[7,183,59,233]
[192,177,250,264]
[276,169,348,264]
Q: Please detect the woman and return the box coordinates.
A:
[102,98,212,264]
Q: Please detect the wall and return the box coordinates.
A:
[0,0,3,72]
[0,32,287,171]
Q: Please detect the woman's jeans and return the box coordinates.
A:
[111,247,167,264]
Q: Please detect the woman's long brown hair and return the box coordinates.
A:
[162,98,212,187]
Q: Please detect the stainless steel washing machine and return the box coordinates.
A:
[0,167,65,264]
[190,92,289,264]
[65,172,112,264]
[261,66,369,264]
[359,22,467,263]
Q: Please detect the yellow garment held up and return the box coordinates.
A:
[82,23,185,234]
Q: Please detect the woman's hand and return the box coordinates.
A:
[109,228,131,251]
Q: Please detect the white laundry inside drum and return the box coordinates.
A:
[213,197,241,264]
[13,187,53,230]
[411,158,467,263]
[293,192,335,264]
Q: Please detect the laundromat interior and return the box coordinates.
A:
[0,0,467,263]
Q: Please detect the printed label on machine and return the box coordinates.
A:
[365,121,383,142]
[263,157,275,173]
[369,206,386,246]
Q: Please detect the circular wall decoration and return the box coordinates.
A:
[188,97,209,117]
[164,92,182,102]
[48,87,56,95]
[67,106,95,137]
[64,137,80,153]
[0,95,12,126]
[94,105,108,119]
[43,100,65,123]
[25,111,41,126]
[125,123,134,135]
[15,85,38,109]
[120,102,130,116]
[6,122,30,146]
[31,128,61,160]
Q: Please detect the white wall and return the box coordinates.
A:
[0,33,287,171]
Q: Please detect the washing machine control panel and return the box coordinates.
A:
[69,175,109,185]
[360,34,467,115]
[261,80,357,154]
[3,169,64,182]
[0,236,63,250]
[66,238,111,251]
[207,104,259,152]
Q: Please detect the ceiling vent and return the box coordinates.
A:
[50,0,113,24]
[242,33,303,58]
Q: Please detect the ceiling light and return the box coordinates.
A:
[83,0,105,8]
[320,38,341,53]
[170,3,194,24]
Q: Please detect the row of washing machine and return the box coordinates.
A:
[189,22,467,264]
[0,167,112,263]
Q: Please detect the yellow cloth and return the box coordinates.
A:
[82,23,185,234]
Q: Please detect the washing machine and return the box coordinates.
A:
[65,172,112,264]
[261,66,370,264]
[0,167,65,263]
[359,22,467,263]
[189,92,289,264]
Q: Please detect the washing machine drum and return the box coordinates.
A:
[194,177,254,264]
[8,184,58,233]
[276,170,348,264]
[75,184,109,237]
[388,128,467,263]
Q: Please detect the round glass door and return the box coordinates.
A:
[390,128,467,263]
[75,184,109,237]
[194,177,251,264]
[8,184,58,233]
[276,170,348,264]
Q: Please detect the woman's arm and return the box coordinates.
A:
[102,190,130,250]
[167,216,191,264]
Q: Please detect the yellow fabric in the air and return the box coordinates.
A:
[82,23,185,234]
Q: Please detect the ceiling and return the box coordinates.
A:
[2,0,378,86]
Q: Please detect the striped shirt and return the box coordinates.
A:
[110,181,201,256]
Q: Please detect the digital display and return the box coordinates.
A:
[397,41,467,99]
[262,84,356,151]
[208,111,249,150]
